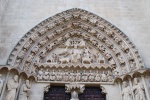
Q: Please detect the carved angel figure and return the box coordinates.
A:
[5,75,19,100]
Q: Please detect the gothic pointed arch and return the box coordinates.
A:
[7,8,144,83]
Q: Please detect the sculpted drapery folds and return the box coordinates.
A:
[133,78,146,100]
[5,75,19,100]
[122,81,132,100]
[19,80,31,100]
[7,8,143,77]
[1,8,148,100]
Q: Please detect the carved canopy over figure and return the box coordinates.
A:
[5,75,19,100]
[133,78,146,100]
[19,80,31,100]
[122,81,132,100]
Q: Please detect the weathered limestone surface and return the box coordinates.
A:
[0,0,150,68]
[30,83,49,100]
[0,0,10,22]
[0,0,150,100]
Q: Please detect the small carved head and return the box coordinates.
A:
[134,78,138,85]
[26,80,30,84]
[14,75,19,82]
[123,81,128,87]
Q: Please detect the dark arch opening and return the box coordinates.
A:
[79,87,106,100]
[44,86,106,100]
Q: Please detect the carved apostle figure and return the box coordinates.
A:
[69,71,75,82]
[19,80,31,100]
[95,71,101,82]
[107,71,113,82]
[88,70,94,82]
[50,70,56,81]
[132,78,146,100]
[64,71,69,81]
[81,70,88,82]
[43,69,50,81]
[0,74,3,94]
[5,75,19,100]
[56,70,63,81]
[122,81,132,100]
[75,71,81,82]
[101,71,107,82]
[37,68,43,81]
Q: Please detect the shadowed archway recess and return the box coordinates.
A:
[7,8,144,78]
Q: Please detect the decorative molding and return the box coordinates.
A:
[6,8,145,84]
[100,85,107,94]
[0,65,36,80]
[44,84,50,93]
[65,83,85,100]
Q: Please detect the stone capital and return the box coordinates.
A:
[65,82,85,94]
[65,82,85,100]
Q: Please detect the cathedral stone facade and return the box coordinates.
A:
[0,1,150,100]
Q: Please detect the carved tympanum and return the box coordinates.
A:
[6,8,144,85]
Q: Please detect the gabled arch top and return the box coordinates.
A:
[7,8,144,79]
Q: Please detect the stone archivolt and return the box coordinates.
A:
[7,8,143,76]
[0,8,149,100]
[5,8,145,84]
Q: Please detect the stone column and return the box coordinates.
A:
[65,82,85,100]
[15,76,22,100]
[128,78,135,100]
[141,75,150,100]
[0,71,10,100]
[117,80,122,100]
